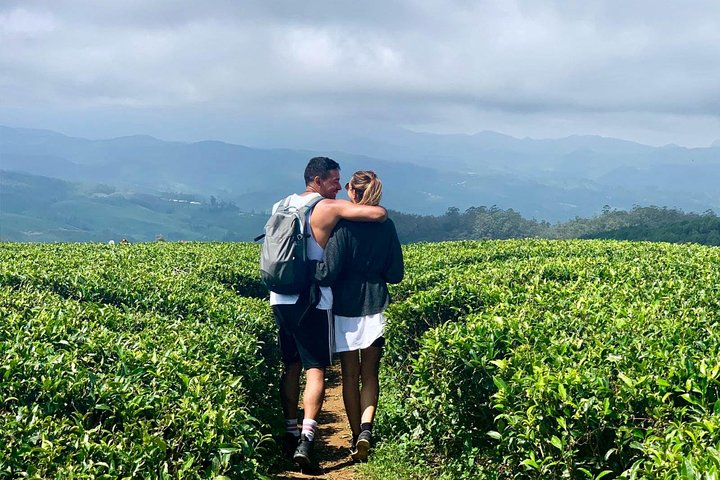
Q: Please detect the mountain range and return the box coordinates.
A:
[1,124,718,241]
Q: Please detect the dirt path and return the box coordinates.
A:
[273,365,360,480]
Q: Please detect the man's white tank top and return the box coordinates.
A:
[269,193,333,310]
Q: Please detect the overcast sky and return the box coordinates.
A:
[1,0,719,148]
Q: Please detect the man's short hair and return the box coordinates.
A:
[304,157,340,185]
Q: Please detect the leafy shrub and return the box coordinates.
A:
[0,243,281,478]
[374,240,720,479]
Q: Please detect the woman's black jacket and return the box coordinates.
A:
[314,218,404,317]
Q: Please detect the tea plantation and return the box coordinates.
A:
[1,240,719,479]
[0,243,275,478]
[373,240,720,479]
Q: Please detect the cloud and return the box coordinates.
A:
[1,0,719,146]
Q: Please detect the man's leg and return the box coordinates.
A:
[281,360,302,435]
[299,366,326,441]
[273,304,303,454]
[294,366,327,467]
[302,366,326,421]
[293,308,333,468]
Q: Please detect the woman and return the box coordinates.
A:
[314,170,404,461]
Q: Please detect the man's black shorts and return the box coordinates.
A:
[272,302,334,369]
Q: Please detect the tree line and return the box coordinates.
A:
[389,205,720,246]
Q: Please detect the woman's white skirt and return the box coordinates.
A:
[334,312,386,353]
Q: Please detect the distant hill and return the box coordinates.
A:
[0,170,266,242]
[1,125,718,222]
[2,169,718,245]
[302,126,719,178]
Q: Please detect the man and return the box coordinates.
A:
[270,156,386,468]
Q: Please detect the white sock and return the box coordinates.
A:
[302,418,318,441]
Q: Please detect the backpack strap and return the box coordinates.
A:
[303,193,324,210]
[291,192,320,205]
[254,194,323,242]
[295,194,324,219]
[295,194,324,239]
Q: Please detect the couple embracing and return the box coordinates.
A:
[263,156,404,469]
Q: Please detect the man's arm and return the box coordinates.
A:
[311,199,387,248]
[327,200,387,222]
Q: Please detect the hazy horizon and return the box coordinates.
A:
[6,121,713,150]
[2,1,719,151]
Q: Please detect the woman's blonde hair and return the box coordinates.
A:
[347,170,383,206]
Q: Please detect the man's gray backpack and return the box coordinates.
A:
[256,194,324,294]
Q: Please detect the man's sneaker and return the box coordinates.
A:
[354,430,372,462]
[293,435,315,468]
[282,432,299,458]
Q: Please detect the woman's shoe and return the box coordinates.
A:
[354,430,372,462]
[349,434,359,460]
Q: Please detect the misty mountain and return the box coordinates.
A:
[321,128,656,171]
[1,125,718,222]
[320,127,720,184]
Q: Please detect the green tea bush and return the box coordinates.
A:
[5,239,720,478]
[0,243,281,478]
[374,240,720,479]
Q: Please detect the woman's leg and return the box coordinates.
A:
[339,350,361,437]
[359,346,382,424]
[353,345,382,461]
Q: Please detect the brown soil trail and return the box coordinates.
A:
[272,365,362,480]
